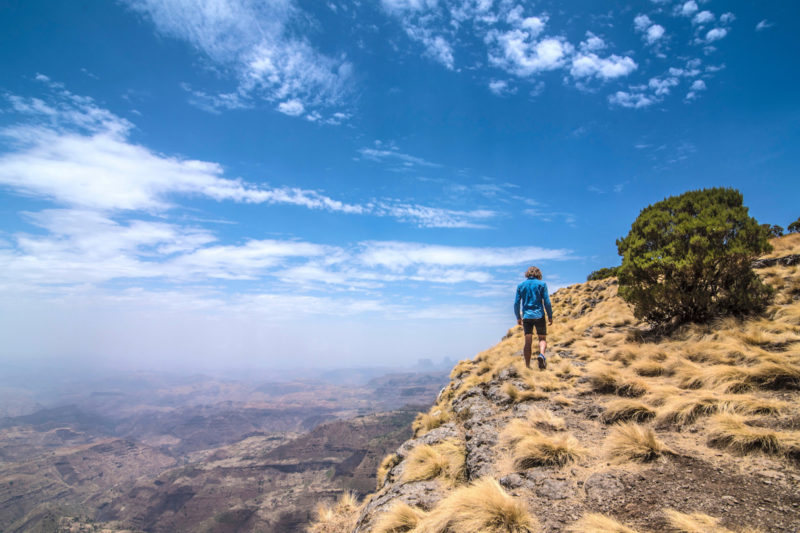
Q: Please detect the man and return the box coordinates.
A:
[514,266,553,370]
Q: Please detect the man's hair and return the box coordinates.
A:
[525,266,542,280]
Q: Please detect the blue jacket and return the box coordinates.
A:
[514,278,553,320]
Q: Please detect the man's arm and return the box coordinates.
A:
[543,283,553,324]
[514,285,522,324]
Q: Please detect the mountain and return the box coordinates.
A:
[0,370,448,532]
[309,233,800,532]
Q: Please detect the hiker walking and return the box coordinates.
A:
[514,266,553,370]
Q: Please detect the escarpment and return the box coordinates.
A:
[309,234,800,533]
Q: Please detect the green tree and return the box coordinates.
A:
[788,217,800,233]
[762,224,784,237]
[587,266,620,281]
[616,188,773,326]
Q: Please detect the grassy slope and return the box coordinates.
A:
[311,234,800,533]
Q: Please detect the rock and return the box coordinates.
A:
[353,480,442,532]
[500,473,524,489]
[584,472,625,501]
[536,479,574,500]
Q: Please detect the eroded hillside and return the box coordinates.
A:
[311,234,800,533]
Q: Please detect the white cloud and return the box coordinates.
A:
[649,76,679,96]
[692,11,714,25]
[488,31,572,76]
[122,0,352,116]
[357,241,572,270]
[277,99,305,116]
[719,13,735,25]
[645,24,666,45]
[634,14,665,45]
[690,79,707,91]
[488,79,516,96]
[374,203,496,229]
[705,28,728,42]
[357,144,441,168]
[755,20,774,31]
[634,14,653,32]
[608,90,654,109]
[679,1,698,17]
[579,32,606,52]
[2,85,510,230]
[570,53,637,80]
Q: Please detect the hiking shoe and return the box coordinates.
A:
[537,354,547,370]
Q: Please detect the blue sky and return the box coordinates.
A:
[0,0,797,370]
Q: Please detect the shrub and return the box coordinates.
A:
[587,266,620,281]
[788,217,800,233]
[616,188,773,326]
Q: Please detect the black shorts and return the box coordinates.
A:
[522,318,547,336]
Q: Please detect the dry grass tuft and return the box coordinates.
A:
[415,477,537,533]
[412,409,451,437]
[587,363,648,397]
[307,492,360,533]
[707,413,788,456]
[601,399,656,424]
[525,406,566,431]
[605,422,672,462]
[552,395,575,406]
[376,453,401,489]
[663,508,765,533]
[655,394,720,427]
[566,513,640,533]
[631,360,667,377]
[503,382,548,403]
[401,440,466,485]
[510,430,587,469]
[372,502,427,533]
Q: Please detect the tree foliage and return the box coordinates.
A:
[616,188,773,326]
[789,217,800,233]
[587,266,620,281]
[762,224,784,238]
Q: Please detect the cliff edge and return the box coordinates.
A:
[309,234,800,533]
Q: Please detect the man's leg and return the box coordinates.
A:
[538,335,547,358]
[523,334,533,369]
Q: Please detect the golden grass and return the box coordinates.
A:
[663,508,765,533]
[587,362,648,397]
[552,395,575,406]
[655,393,721,427]
[601,399,656,424]
[525,406,566,431]
[605,422,672,462]
[503,382,548,403]
[401,440,466,485]
[630,359,667,377]
[707,413,800,458]
[307,492,360,533]
[372,502,427,533]
[510,430,587,469]
[412,409,451,437]
[376,453,401,489]
[763,232,800,258]
[414,478,537,533]
[656,392,789,427]
[566,513,640,533]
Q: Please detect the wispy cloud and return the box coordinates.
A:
[755,20,774,32]
[122,0,352,120]
[357,141,442,168]
[1,83,502,229]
